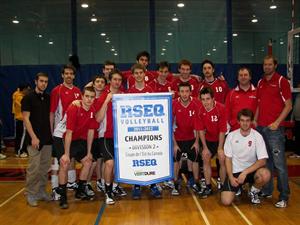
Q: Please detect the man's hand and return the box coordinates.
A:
[191,142,199,154]
[237,171,247,184]
[174,144,181,157]
[217,148,225,162]
[268,121,279,131]
[229,176,239,187]
[31,137,40,149]
[82,153,93,164]
[60,154,70,166]
[72,100,81,107]
[202,147,211,161]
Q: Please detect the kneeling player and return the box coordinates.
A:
[221,109,271,205]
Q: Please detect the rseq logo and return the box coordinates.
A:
[132,159,157,167]
[134,171,156,176]
[120,104,165,118]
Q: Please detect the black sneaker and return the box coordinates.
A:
[113,185,127,197]
[67,182,78,191]
[258,191,272,198]
[86,183,95,196]
[75,184,94,200]
[192,183,201,193]
[199,187,212,199]
[57,187,68,209]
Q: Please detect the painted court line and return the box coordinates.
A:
[0,187,25,208]
[94,201,106,225]
[211,178,253,225]
[182,174,211,225]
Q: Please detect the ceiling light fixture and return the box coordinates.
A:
[37,34,43,38]
[223,40,227,43]
[100,33,106,36]
[12,16,19,24]
[167,32,173,36]
[81,3,89,8]
[251,15,258,23]
[295,34,300,38]
[172,14,179,22]
[206,52,211,56]
[233,33,238,37]
[177,3,185,8]
[270,0,277,9]
[114,52,118,56]
[212,47,216,51]
[105,40,110,43]
[48,41,54,45]
[161,52,165,56]
[90,14,97,22]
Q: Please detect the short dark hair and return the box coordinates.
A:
[35,72,48,81]
[92,75,107,85]
[131,63,146,74]
[109,69,123,81]
[136,51,150,61]
[200,86,214,98]
[158,61,170,70]
[237,108,254,121]
[178,82,191,91]
[201,59,215,70]
[263,55,278,65]
[61,64,76,74]
[178,59,192,69]
[82,86,96,95]
[103,60,116,68]
[237,67,252,78]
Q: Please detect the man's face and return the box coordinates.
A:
[82,90,96,107]
[62,68,75,85]
[93,78,106,92]
[179,64,191,78]
[202,63,214,78]
[200,93,214,110]
[238,69,251,86]
[103,65,115,77]
[133,68,145,83]
[179,86,191,103]
[137,56,149,67]
[158,67,169,80]
[238,115,252,132]
[263,58,277,76]
[35,76,48,92]
[110,73,122,90]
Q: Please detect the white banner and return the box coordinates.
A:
[113,93,173,185]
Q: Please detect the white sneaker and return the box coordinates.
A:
[67,182,78,190]
[20,152,28,158]
[171,188,180,196]
[0,153,7,160]
[249,191,260,204]
[96,181,105,192]
[105,193,115,205]
[275,200,287,208]
[52,188,61,201]
[86,183,95,196]
[163,180,175,189]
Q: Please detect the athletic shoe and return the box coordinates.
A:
[289,153,300,158]
[258,192,272,198]
[0,153,7,160]
[163,180,175,189]
[96,181,105,192]
[235,187,242,196]
[132,185,141,200]
[27,195,38,207]
[75,184,94,200]
[19,152,28,158]
[275,200,287,208]
[36,191,52,201]
[249,191,260,204]
[52,188,61,201]
[200,178,206,189]
[112,185,127,197]
[67,182,78,191]
[217,177,222,190]
[105,192,115,205]
[156,183,163,192]
[192,183,201,193]
[150,185,162,198]
[171,187,180,196]
[199,187,212,199]
[86,183,95,196]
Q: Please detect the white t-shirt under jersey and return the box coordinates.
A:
[224,128,268,173]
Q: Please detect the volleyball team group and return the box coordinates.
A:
[21,51,292,209]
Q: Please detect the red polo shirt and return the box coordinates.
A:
[199,78,230,104]
[148,79,173,93]
[171,76,199,98]
[256,72,291,126]
[225,84,257,131]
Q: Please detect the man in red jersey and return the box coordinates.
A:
[95,70,124,205]
[56,86,97,209]
[197,87,227,198]
[148,61,173,94]
[102,60,116,81]
[172,82,201,195]
[225,67,257,131]
[171,59,199,98]
[255,55,292,208]
[50,64,82,199]
[199,59,230,104]
[127,63,163,199]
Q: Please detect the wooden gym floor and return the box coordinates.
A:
[1,147,300,225]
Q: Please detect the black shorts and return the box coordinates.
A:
[205,141,218,157]
[92,138,104,160]
[53,137,88,163]
[175,139,199,162]
[103,138,115,162]
[52,136,64,159]
[222,172,255,193]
